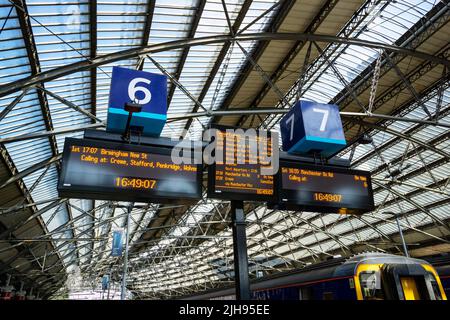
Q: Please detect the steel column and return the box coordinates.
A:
[394,214,410,258]
[121,204,132,300]
[230,200,250,300]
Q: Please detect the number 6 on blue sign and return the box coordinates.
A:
[128,77,151,104]
[107,66,168,137]
[280,100,346,157]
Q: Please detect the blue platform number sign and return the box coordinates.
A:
[280,100,346,157]
[102,275,110,290]
[107,66,168,137]
[111,230,123,257]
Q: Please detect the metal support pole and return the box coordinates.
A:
[42,247,47,272]
[122,111,134,142]
[394,214,409,258]
[121,204,132,300]
[230,200,251,300]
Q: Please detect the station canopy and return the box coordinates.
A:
[0,0,449,299]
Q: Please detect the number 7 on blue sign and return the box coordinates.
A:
[286,107,330,140]
[312,108,329,132]
[280,101,346,157]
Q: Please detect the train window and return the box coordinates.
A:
[322,292,334,300]
[428,273,442,300]
[359,271,384,300]
[299,287,312,300]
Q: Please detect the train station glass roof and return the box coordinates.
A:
[0,0,449,299]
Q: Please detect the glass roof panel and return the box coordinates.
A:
[26,1,90,71]
[292,0,438,109]
[0,3,32,84]
[0,0,449,299]
[97,0,148,55]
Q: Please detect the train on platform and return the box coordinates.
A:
[426,254,450,299]
[436,265,450,298]
[184,252,447,300]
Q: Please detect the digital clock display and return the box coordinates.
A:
[58,138,202,204]
[276,160,374,214]
[313,192,342,203]
[115,177,157,189]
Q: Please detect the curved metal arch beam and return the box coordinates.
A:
[0,32,448,98]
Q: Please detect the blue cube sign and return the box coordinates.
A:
[280,101,346,157]
[107,66,167,137]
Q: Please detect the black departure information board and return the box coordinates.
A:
[275,160,374,214]
[207,125,277,202]
[58,138,202,203]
